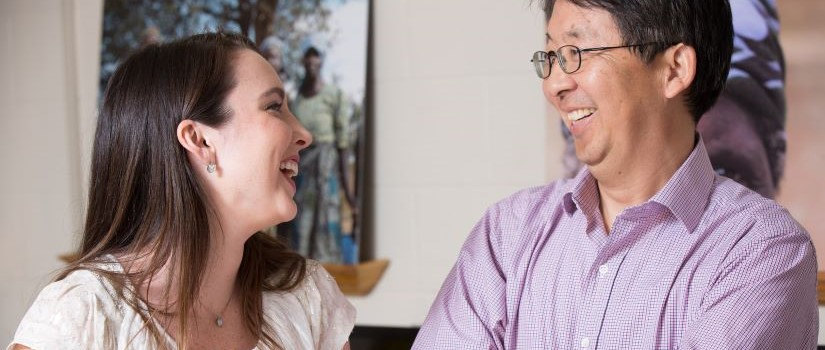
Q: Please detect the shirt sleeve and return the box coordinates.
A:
[308,261,356,350]
[8,279,115,350]
[412,205,509,350]
[679,214,818,349]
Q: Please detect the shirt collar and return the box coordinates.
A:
[649,135,715,232]
[562,166,598,218]
[561,135,715,233]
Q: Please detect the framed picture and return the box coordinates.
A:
[100,0,370,265]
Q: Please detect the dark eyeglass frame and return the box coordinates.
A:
[530,42,668,79]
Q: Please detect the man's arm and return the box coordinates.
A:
[412,206,509,349]
[680,216,818,349]
[332,88,356,208]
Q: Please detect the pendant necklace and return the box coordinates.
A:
[200,292,233,327]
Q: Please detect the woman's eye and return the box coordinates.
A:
[267,102,283,112]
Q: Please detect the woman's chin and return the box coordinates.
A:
[282,210,297,223]
[273,203,298,224]
[249,207,296,233]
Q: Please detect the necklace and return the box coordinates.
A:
[199,292,233,327]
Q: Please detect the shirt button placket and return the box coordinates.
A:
[586,263,609,349]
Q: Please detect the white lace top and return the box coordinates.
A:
[7,257,355,350]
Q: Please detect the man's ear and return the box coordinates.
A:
[176,119,214,167]
[662,43,697,99]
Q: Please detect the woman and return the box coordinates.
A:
[8,32,354,349]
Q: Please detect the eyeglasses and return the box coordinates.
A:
[530,43,666,79]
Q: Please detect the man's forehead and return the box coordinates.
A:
[546,8,607,43]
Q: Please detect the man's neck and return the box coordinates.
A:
[300,78,324,97]
[593,130,695,232]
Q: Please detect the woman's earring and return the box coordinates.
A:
[207,163,216,174]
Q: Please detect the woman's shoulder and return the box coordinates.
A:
[262,259,356,350]
[27,265,123,317]
[263,259,348,309]
[8,261,136,350]
[47,257,130,309]
[278,260,347,301]
[303,259,334,287]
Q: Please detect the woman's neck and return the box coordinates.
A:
[199,228,245,313]
[118,223,249,315]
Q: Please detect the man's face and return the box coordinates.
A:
[303,55,322,79]
[544,1,667,173]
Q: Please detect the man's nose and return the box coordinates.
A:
[542,67,577,103]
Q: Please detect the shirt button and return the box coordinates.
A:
[598,264,608,277]
[580,337,590,348]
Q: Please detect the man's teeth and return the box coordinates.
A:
[567,108,596,122]
[279,160,299,177]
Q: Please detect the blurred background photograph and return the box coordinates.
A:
[99,0,369,265]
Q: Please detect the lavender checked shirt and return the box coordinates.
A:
[413,139,817,349]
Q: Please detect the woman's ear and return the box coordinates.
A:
[176,119,215,168]
[662,43,697,99]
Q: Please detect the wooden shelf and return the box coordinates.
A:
[322,259,389,296]
[818,272,825,305]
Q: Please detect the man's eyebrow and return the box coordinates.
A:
[546,29,581,44]
[260,86,285,100]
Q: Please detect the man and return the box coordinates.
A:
[558,0,788,200]
[412,0,817,349]
[290,47,358,264]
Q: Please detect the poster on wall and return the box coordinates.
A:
[100,0,370,265]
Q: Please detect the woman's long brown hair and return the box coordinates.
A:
[58,32,306,349]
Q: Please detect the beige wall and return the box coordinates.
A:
[776,1,825,337]
[0,0,100,343]
[775,0,825,270]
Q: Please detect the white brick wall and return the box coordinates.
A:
[349,0,555,327]
[0,0,86,343]
[0,0,101,343]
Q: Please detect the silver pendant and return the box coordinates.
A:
[216,316,224,327]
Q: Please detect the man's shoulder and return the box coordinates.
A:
[485,179,571,225]
[322,84,344,98]
[707,175,808,241]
